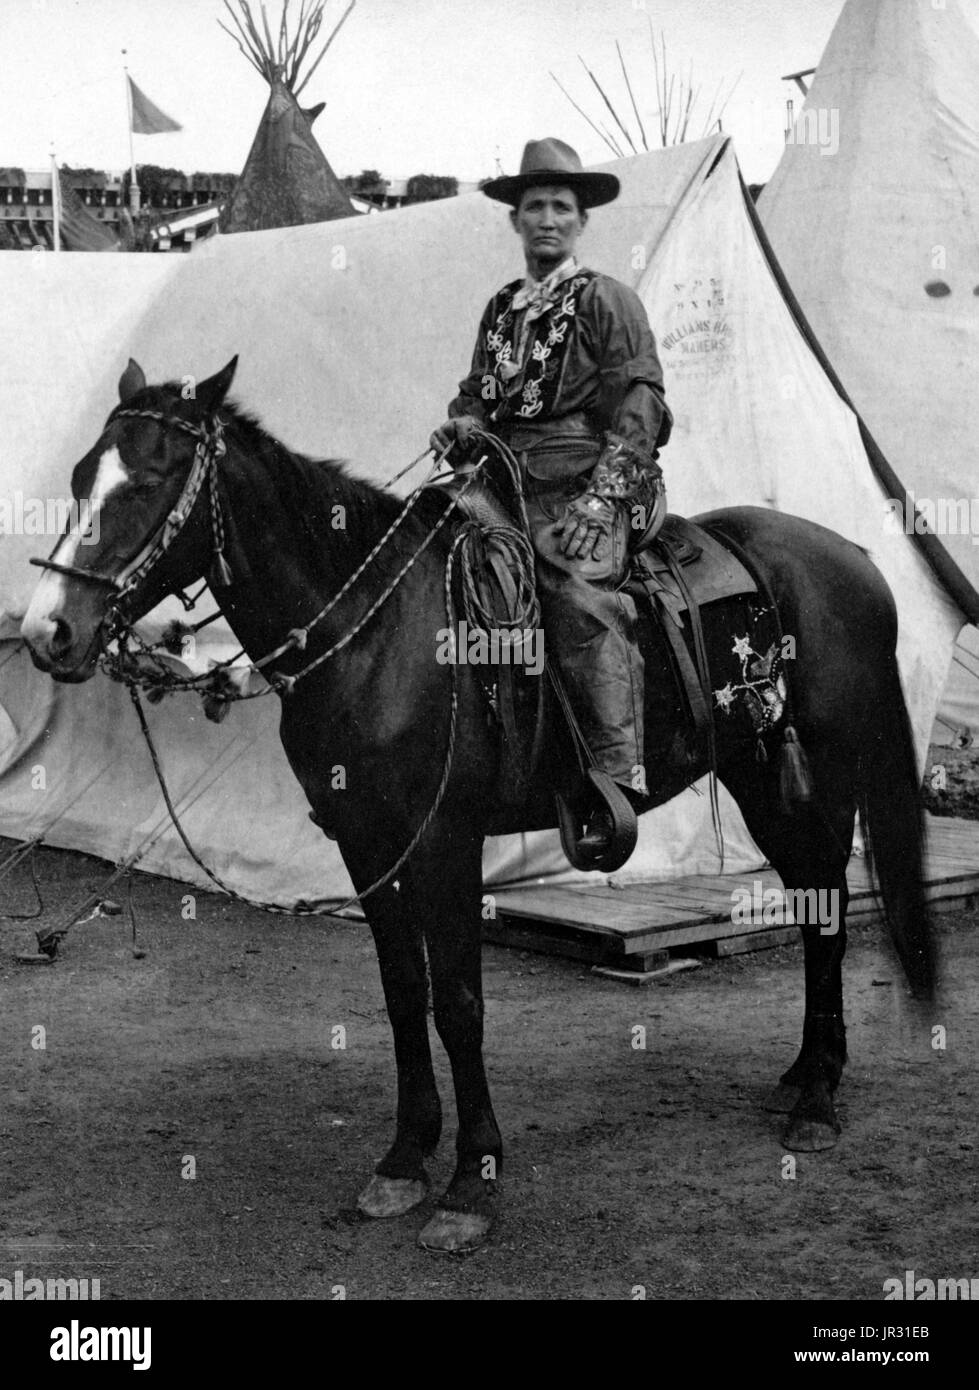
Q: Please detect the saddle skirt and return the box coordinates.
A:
[629,514,758,613]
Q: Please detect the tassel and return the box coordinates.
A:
[755,737,768,764]
[202,694,231,724]
[778,724,813,811]
[210,550,233,588]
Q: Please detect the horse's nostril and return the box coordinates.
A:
[49,617,74,659]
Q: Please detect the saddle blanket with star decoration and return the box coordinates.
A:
[629,516,789,768]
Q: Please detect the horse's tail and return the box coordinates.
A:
[857,655,937,1002]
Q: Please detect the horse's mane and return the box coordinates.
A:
[157,384,452,565]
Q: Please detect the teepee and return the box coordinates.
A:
[759,0,979,623]
[758,0,979,740]
[219,0,356,233]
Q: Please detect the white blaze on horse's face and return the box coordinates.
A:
[21,444,130,652]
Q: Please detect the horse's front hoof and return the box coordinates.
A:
[763,1082,801,1114]
[356,1173,429,1219]
[417,1207,494,1254]
[783,1116,840,1152]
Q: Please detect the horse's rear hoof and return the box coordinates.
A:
[783,1116,840,1152]
[418,1207,493,1254]
[357,1173,429,1219]
[763,1082,801,1114]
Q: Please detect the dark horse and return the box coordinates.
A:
[21,358,935,1253]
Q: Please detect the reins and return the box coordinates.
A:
[31,409,534,917]
[125,526,471,918]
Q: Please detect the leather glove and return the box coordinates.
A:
[553,492,618,562]
[429,414,480,459]
[589,431,661,502]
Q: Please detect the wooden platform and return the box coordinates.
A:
[487,814,979,971]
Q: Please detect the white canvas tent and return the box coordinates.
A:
[759,0,979,744]
[0,134,966,906]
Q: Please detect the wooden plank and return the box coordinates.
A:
[484,915,621,964]
[925,841,979,859]
[590,950,672,976]
[666,872,761,890]
[490,888,703,933]
[926,814,979,840]
[591,958,700,985]
[922,876,979,902]
[926,846,979,865]
[490,814,979,966]
[923,856,979,874]
[568,881,736,918]
[616,913,804,955]
[929,888,979,916]
[610,879,746,908]
[714,926,799,957]
[560,878,743,912]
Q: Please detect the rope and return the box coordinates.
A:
[125,534,466,917]
[457,524,539,634]
[104,431,526,918]
[100,444,461,703]
[264,475,474,692]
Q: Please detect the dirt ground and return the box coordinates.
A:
[1,824,977,1303]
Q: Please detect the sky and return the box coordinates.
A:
[2,0,979,187]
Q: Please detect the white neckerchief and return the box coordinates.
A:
[500,256,579,382]
[510,255,578,316]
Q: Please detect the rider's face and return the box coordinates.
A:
[510,185,587,273]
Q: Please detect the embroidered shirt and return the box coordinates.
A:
[503,255,581,385]
[448,268,672,461]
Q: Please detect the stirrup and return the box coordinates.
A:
[555,768,638,873]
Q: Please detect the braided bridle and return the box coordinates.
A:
[30,408,231,617]
[27,406,511,915]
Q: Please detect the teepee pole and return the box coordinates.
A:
[617,41,648,152]
[295,0,356,97]
[550,71,622,158]
[578,55,637,155]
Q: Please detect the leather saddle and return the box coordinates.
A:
[426,474,760,871]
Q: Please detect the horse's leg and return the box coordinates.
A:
[342,864,443,1220]
[407,830,502,1254]
[726,752,854,1150]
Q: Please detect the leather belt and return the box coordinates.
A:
[498,412,603,482]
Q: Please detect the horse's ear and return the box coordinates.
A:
[118,358,146,403]
[195,356,239,415]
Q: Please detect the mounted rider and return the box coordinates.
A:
[431,137,673,858]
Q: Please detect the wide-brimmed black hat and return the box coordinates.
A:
[482,137,620,209]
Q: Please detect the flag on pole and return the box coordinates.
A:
[127,76,182,134]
